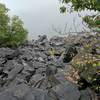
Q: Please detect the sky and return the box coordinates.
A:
[0,0,92,39]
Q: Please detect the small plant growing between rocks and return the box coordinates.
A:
[71,52,100,93]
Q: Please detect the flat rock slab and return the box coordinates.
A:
[23,88,50,100]
[50,81,80,100]
[30,74,45,87]
[0,48,14,58]
[80,88,95,100]
[7,63,24,80]
[0,91,18,100]
[0,83,30,100]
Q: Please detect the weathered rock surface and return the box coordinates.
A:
[0,35,99,100]
[50,81,80,100]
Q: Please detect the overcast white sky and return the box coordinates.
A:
[0,0,58,13]
[0,0,90,39]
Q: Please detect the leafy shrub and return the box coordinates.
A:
[71,51,100,92]
[83,15,100,30]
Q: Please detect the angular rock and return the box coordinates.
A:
[33,61,45,69]
[50,36,65,46]
[0,48,14,58]
[54,72,67,84]
[22,61,35,72]
[3,60,17,73]
[80,88,97,100]
[21,53,33,61]
[0,83,30,100]
[7,62,24,80]
[49,81,80,100]
[0,57,6,65]
[37,35,47,42]
[6,49,22,60]
[29,74,45,87]
[23,88,50,100]
[0,91,18,100]
[12,83,30,98]
[20,48,33,61]
[36,67,46,74]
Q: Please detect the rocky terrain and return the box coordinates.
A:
[0,34,99,100]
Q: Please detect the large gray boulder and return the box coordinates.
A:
[0,48,14,58]
[23,88,50,100]
[49,81,80,100]
[7,62,24,81]
[0,91,19,100]
[80,88,97,100]
[0,83,30,100]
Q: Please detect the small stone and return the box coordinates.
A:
[38,35,47,42]
[0,57,6,65]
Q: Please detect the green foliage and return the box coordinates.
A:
[60,0,100,12]
[83,16,95,28]
[83,15,100,29]
[60,6,66,13]
[0,3,28,47]
[60,0,100,32]
[72,52,100,92]
[72,35,100,92]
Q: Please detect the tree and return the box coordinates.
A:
[0,3,10,44]
[60,0,100,30]
[60,0,100,12]
[0,3,28,47]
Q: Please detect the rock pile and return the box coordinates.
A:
[0,35,99,100]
